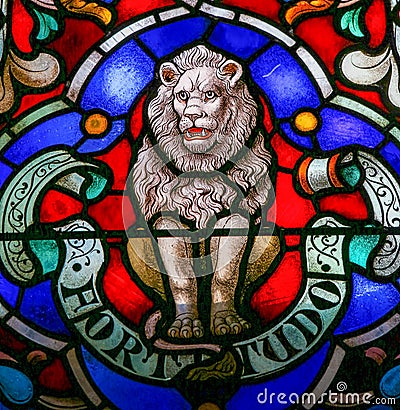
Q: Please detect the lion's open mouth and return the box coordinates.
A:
[184,128,213,141]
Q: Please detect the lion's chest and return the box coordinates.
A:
[160,175,239,229]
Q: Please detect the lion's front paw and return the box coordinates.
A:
[167,314,204,339]
[211,310,251,336]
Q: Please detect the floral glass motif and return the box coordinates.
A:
[0,0,399,409]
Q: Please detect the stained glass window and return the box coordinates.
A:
[0,0,399,409]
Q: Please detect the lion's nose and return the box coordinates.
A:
[185,113,201,123]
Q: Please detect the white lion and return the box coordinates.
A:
[132,45,273,338]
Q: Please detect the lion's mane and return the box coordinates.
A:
[133,46,272,229]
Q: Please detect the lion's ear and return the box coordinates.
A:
[160,62,180,87]
[218,60,243,87]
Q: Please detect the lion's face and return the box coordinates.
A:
[147,46,258,173]
[173,67,230,154]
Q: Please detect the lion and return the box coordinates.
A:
[131,45,274,339]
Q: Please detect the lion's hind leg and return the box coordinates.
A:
[155,216,204,339]
[210,214,251,336]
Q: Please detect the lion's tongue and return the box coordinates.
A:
[185,127,211,140]
[188,128,203,134]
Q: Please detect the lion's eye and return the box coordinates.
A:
[177,91,188,102]
[205,91,216,100]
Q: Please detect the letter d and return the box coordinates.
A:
[257,388,268,404]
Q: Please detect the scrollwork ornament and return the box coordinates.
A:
[0,150,102,282]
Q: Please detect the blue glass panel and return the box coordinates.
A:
[227,343,329,410]
[208,22,269,59]
[280,122,313,148]
[4,113,83,165]
[139,17,211,58]
[81,346,191,410]
[0,271,19,308]
[380,365,400,399]
[317,108,384,151]
[81,41,154,116]
[0,162,12,187]
[380,142,400,177]
[334,273,400,335]
[77,120,125,153]
[250,45,320,118]
[0,366,33,405]
[20,280,70,335]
